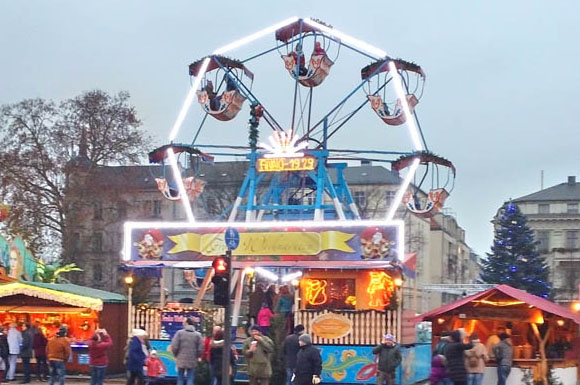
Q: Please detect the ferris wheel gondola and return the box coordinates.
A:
[276,20,339,88]
[189,56,254,121]
[361,58,425,126]
[148,144,213,201]
[392,152,456,218]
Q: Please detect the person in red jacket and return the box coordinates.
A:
[88,329,113,385]
[145,350,167,380]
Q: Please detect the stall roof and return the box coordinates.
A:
[24,282,126,304]
[415,284,580,324]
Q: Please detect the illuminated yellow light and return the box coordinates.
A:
[124,275,134,285]
[345,296,356,306]
[572,302,580,312]
[437,318,445,325]
[394,278,403,287]
[304,279,328,306]
[244,267,255,275]
[367,271,395,307]
[534,313,544,324]
[291,279,300,287]
[472,300,525,307]
[257,157,317,173]
[259,129,308,158]
[556,319,565,327]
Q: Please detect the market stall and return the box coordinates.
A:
[0,281,127,373]
[415,285,580,385]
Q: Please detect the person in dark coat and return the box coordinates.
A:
[126,329,148,385]
[492,333,513,385]
[20,323,34,383]
[170,318,204,385]
[443,329,473,385]
[294,334,322,385]
[372,333,402,385]
[249,283,266,326]
[0,326,9,382]
[209,330,236,385]
[283,325,304,385]
[33,326,49,381]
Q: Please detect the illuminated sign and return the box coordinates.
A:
[367,271,396,308]
[304,279,328,306]
[257,156,317,173]
[258,129,308,158]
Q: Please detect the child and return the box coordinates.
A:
[145,350,167,384]
[257,302,274,337]
[429,354,450,385]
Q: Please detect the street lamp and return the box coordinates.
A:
[124,275,134,335]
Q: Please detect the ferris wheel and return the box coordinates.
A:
[150,17,455,223]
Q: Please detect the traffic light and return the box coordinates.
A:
[212,256,230,306]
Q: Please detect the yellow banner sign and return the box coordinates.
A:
[168,231,354,256]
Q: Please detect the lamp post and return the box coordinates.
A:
[124,275,134,335]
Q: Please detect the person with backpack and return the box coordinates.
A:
[464,333,488,385]
[443,329,473,385]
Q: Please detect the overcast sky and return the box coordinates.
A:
[1,0,578,256]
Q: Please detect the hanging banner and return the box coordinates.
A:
[126,221,402,263]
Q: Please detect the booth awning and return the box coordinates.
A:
[0,282,105,311]
[415,284,580,324]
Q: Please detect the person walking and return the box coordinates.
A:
[492,333,513,385]
[46,326,71,385]
[444,329,473,385]
[282,324,304,385]
[33,326,49,381]
[126,329,148,385]
[170,318,203,385]
[372,334,401,385]
[294,334,322,385]
[242,325,274,385]
[88,329,113,385]
[464,333,488,385]
[20,323,33,384]
[6,323,22,382]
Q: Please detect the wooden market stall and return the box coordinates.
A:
[416,285,580,385]
[0,281,128,373]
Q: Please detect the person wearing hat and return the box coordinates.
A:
[145,350,167,379]
[126,329,148,385]
[46,326,71,385]
[372,334,401,385]
[170,318,204,385]
[283,324,305,385]
[242,325,274,385]
[294,334,322,385]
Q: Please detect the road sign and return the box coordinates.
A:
[224,227,240,250]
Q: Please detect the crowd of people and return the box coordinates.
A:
[430,327,513,385]
[0,322,114,385]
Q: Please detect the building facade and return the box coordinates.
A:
[507,176,580,304]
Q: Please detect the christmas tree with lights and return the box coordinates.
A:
[481,202,552,298]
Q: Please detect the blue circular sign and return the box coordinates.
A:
[224,227,240,250]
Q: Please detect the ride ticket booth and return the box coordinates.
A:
[416,285,580,385]
[0,281,127,373]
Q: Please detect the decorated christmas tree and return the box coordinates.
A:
[481,202,552,298]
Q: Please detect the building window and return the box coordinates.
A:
[353,191,366,207]
[93,202,103,220]
[537,231,550,252]
[91,233,103,252]
[567,203,579,214]
[93,263,102,282]
[385,191,396,206]
[538,204,550,214]
[566,231,579,249]
[153,200,162,216]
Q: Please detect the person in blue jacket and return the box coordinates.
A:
[126,329,148,385]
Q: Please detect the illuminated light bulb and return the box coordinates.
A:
[572,302,580,312]
[556,319,565,327]
[124,275,134,285]
[291,279,300,287]
[394,278,403,287]
[437,318,445,325]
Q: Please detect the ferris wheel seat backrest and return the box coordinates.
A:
[155,177,206,201]
[196,89,246,121]
[367,94,419,126]
[280,53,334,88]
[403,188,449,218]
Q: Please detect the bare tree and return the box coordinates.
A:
[0,90,150,259]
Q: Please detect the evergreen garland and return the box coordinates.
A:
[480,202,552,298]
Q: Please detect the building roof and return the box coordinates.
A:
[415,284,580,324]
[513,177,580,202]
